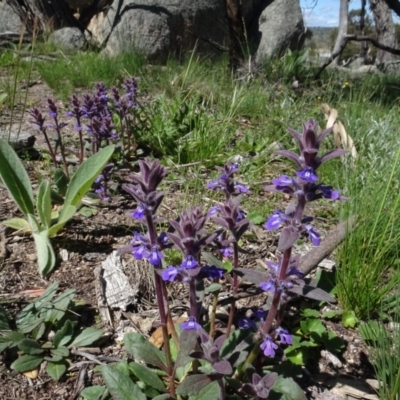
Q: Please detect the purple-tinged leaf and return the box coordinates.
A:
[317,126,333,144]
[278,228,299,252]
[287,127,302,146]
[289,284,335,303]
[212,360,232,375]
[175,374,215,396]
[212,217,230,229]
[320,149,347,164]
[275,150,302,167]
[235,268,266,284]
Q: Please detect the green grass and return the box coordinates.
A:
[335,145,400,320]
[360,296,400,400]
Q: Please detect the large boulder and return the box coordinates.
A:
[0,0,24,33]
[49,27,86,51]
[255,0,305,62]
[87,0,230,62]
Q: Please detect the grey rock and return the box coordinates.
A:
[380,60,400,75]
[87,0,231,61]
[0,0,24,33]
[49,27,86,52]
[255,0,305,61]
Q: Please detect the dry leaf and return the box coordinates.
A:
[321,103,358,163]
[149,316,187,348]
[18,288,46,298]
[23,369,38,379]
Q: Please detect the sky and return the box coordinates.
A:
[300,0,400,27]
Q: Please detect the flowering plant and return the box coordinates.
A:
[105,118,345,399]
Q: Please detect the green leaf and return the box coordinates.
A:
[205,283,222,293]
[284,348,306,365]
[176,374,214,396]
[222,260,233,272]
[51,346,69,357]
[61,145,114,220]
[46,360,67,380]
[17,317,45,334]
[269,376,307,400]
[18,339,44,355]
[54,320,74,348]
[0,306,10,330]
[124,333,167,372]
[0,138,34,216]
[301,309,320,318]
[342,310,358,328]
[2,217,30,232]
[47,205,77,237]
[50,189,65,205]
[300,319,325,336]
[32,231,56,276]
[46,289,76,324]
[32,322,46,340]
[44,355,63,362]
[153,395,174,400]
[129,362,166,392]
[35,281,59,308]
[11,354,43,372]
[37,180,52,229]
[54,168,69,197]
[78,206,97,217]
[27,213,40,234]
[102,365,146,400]
[81,386,107,400]
[69,327,103,347]
[189,381,220,400]
[247,211,265,225]
[201,252,225,269]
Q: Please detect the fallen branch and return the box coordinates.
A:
[299,215,357,276]
[344,34,400,55]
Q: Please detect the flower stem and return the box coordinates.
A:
[226,242,239,336]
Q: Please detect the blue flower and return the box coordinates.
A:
[162,266,179,282]
[265,211,286,230]
[148,246,163,266]
[253,309,267,320]
[181,255,198,269]
[273,175,296,187]
[132,243,148,260]
[305,225,321,246]
[181,316,201,330]
[260,336,278,357]
[234,182,249,193]
[320,185,340,200]
[238,318,257,329]
[276,328,292,345]
[297,167,318,183]
[207,205,220,217]
[220,246,233,258]
[202,265,224,280]
[260,279,276,293]
[132,203,146,220]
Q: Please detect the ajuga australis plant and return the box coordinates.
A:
[112,118,346,399]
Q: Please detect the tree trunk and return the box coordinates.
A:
[6,0,79,35]
[224,0,246,72]
[332,0,349,64]
[370,0,397,63]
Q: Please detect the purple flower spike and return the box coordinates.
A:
[265,211,286,230]
[253,309,267,320]
[238,318,257,330]
[297,167,318,183]
[320,185,340,200]
[276,328,292,345]
[162,266,179,282]
[305,225,321,246]
[181,255,198,269]
[182,316,201,331]
[148,246,163,266]
[207,179,222,190]
[260,279,276,293]
[260,335,278,357]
